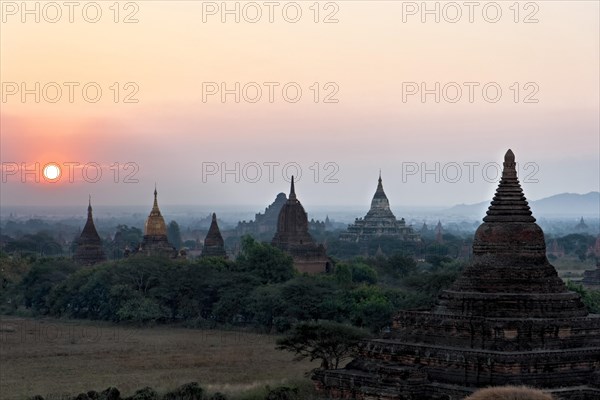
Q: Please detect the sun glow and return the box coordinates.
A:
[43,163,61,181]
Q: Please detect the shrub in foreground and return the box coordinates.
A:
[465,386,553,400]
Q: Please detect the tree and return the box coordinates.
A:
[235,235,294,284]
[4,232,64,257]
[247,285,286,332]
[0,251,30,311]
[20,257,78,313]
[167,221,183,250]
[276,321,370,370]
[117,296,166,324]
[211,272,261,324]
[566,281,600,313]
[280,276,339,322]
[110,225,143,259]
[334,263,352,287]
[349,262,377,284]
[341,285,395,331]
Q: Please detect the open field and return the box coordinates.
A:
[0,317,317,399]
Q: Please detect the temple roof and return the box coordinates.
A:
[73,196,106,266]
[340,173,419,243]
[289,175,297,201]
[79,196,102,245]
[272,176,317,247]
[202,213,226,257]
[369,172,392,212]
[313,150,599,399]
[482,149,536,223]
[144,186,167,237]
[436,149,587,318]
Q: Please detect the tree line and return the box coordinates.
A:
[1,236,464,333]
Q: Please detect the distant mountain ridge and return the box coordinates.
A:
[447,192,600,217]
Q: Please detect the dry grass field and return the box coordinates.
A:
[0,316,317,399]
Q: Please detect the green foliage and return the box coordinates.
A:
[116,297,166,324]
[212,272,261,324]
[0,252,30,312]
[48,266,114,319]
[334,263,352,287]
[247,285,286,332]
[11,232,465,333]
[235,236,294,284]
[378,253,418,278]
[425,254,454,269]
[557,234,596,256]
[20,257,78,313]
[265,386,299,400]
[126,387,160,400]
[566,281,600,313]
[280,276,339,322]
[276,321,370,370]
[404,263,462,297]
[348,263,377,284]
[338,285,396,331]
[4,232,64,257]
[163,382,204,400]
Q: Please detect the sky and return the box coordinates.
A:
[1,0,599,210]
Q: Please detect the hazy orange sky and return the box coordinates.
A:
[1,1,598,209]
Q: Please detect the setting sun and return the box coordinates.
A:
[43,163,61,181]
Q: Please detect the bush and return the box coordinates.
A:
[265,386,298,400]
[99,387,120,400]
[125,387,159,400]
[163,382,203,400]
[465,386,553,400]
[117,297,166,324]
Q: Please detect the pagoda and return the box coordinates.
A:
[201,213,227,258]
[313,150,600,399]
[271,177,331,274]
[73,196,107,266]
[582,237,600,288]
[575,217,589,232]
[138,187,177,257]
[582,261,600,289]
[339,173,420,243]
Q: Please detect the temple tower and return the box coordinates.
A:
[314,150,600,399]
[339,173,420,243]
[201,213,227,258]
[272,177,331,273]
[138,186,176,257]
[73,196,107,266]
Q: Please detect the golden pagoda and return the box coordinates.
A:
[138,186,176,257]
[144,186,168,236]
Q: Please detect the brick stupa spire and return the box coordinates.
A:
[201,213,227,258]
[313,150,600,399]
[437,149,586,317]
[272,177,331,273]
[73,196,107,266]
